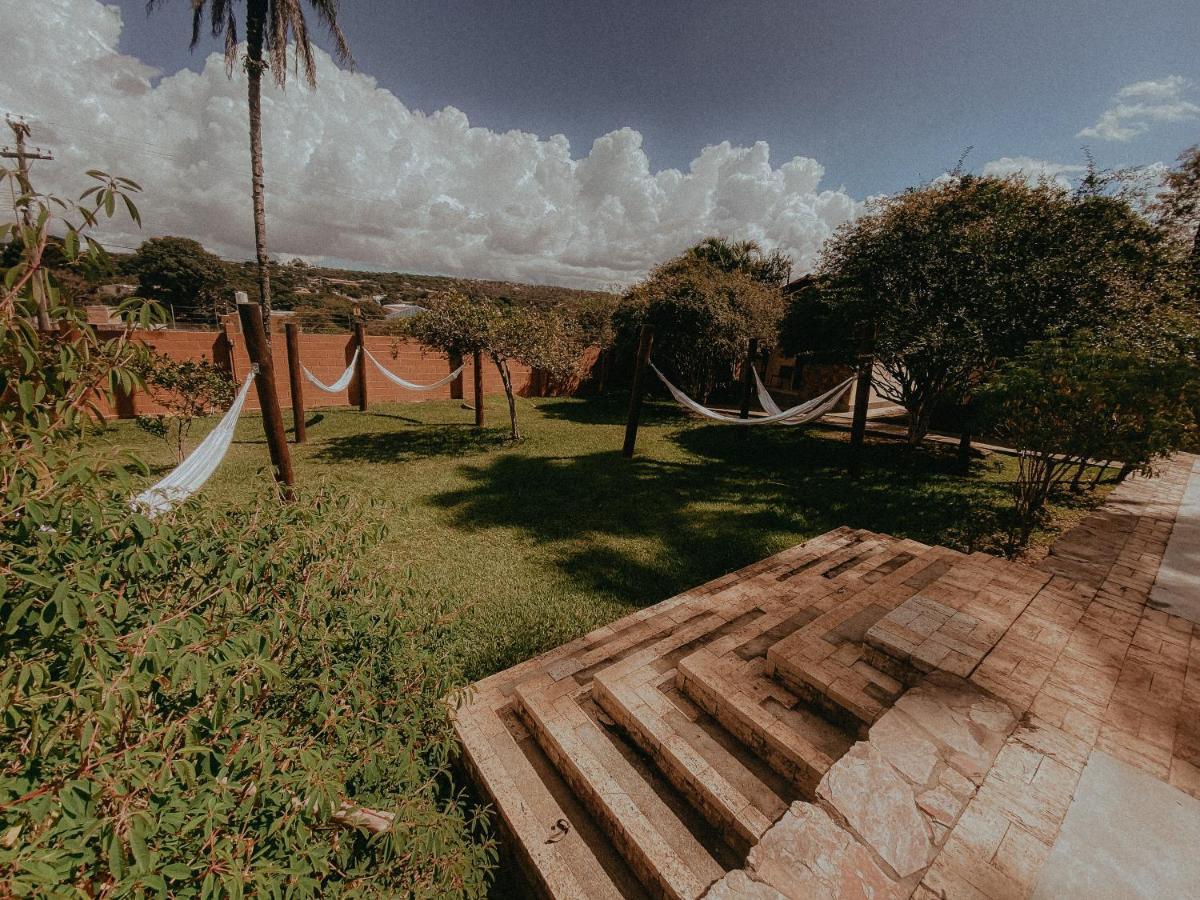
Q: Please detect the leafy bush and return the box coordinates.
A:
[978,331,1200,548]
[0,489,495,897]
[2,168,495,896]
[134,355,237,462]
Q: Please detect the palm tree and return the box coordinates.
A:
[148,1,352,329]
[687,236,792,287]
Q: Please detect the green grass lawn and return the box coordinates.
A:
[99,395,1107,682]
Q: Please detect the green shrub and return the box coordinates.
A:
[0,488,495,897]
[2,167,495,896]
[978,331,1200,548]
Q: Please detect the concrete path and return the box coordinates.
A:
[1149,456,1200,625]
[1031,750,1200,900]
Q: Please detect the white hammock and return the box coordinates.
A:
[651,363,853,425]
[134,371,256,516]
[302,349,360,394]
[364,348,465,392]
[753,366,853,421]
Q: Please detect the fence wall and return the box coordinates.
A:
[98,319,600,419]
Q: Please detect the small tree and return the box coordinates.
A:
[617,248,785,400]
[978,332,1199,548]
[408,293,584,440]
[127,236,226,322]
[133,354,237,461]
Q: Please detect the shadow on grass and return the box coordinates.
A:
[536,395,690,426]
[314,424,511,464]
[430,425,1015,610]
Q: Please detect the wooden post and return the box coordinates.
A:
[622,324,655,458]
[237,299,295,494]
[473,350,484,427]
[957,424,972,465]
[739,338,759,422]
[353,318,368,412]
[449,351,464,400]
[848,322,877,478]
[284,322,306,444]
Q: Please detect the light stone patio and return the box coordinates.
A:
[453,453,1200,899]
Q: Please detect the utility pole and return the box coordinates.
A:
[2,115,54,330]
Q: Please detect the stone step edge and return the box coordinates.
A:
[515,680,718,900]
[592,669,774,857]
[676,648,837,795]
[453,702,607,900]
[764,546,962,728]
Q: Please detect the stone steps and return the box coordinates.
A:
[766,544,967,728]
[506,535,883,897]
[452,525,1061,898]
[454,699,648,900]
[516,676,738,900]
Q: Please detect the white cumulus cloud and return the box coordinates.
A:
[0,0,861,289]
[1078,76,1200,142]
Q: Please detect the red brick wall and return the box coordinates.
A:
[96,324,598,419]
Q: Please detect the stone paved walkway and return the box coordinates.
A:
[1149,456,1200,625]
[453,453,1200,899]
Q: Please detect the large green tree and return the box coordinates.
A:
[685,236,792,288]
[127,236,225,322]
[810,174,1181,444]
[148,0,352,329]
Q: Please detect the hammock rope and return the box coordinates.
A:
[364,348,465,392]
[134,371,256,516]
[302,349,360,394]
[651,363,853,425]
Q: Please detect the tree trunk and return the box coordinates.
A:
[957,429,972,465]
[906,401,932,446]
[493,354,520,441]
[246,6,272,337]
[1069,459,1089,492]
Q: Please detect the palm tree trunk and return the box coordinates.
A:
[246,4,272,335]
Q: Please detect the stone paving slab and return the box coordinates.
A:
[710,673,1017,897]
[1030,750,1200,899]
[921,454,1198,899]
[1149,456,1200,625]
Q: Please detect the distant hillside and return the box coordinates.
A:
[98,253,617,331]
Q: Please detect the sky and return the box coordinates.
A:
[3,0,1199,288]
